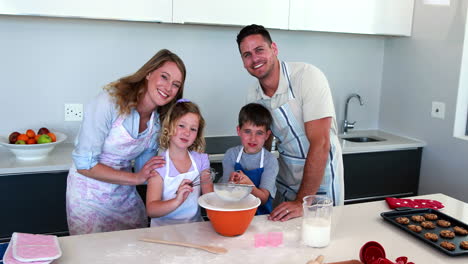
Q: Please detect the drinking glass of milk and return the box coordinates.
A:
[302,195,333,247]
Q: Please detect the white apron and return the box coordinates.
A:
[66,112,156,235]
[259,61,344,206]
[150,150,202,226]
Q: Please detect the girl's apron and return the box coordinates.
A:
[259,61,344,206]
[150,150,202,226]
[234,147,273,215]
[66,112,156,235]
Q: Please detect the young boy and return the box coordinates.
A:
[222,103,279,215]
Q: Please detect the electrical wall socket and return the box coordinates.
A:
[65,104,83,121]
[431,101,445,119]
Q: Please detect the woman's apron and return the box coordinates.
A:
[259,61,344,206]
[150,150,202,226]
[66,113,156,235]
[234,147,273,215]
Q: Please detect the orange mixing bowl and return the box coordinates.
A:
[198,193,260,236]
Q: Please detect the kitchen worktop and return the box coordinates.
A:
[54,193,467,264]
[0,130,425,175]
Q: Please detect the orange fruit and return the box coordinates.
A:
[26,138,37,144]
[26,129,36,138]
[17,134,29,142]
[48,132,57,142]
[35,134,41,141]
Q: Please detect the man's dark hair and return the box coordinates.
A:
[238,103,273,130]
[236,24,273,49]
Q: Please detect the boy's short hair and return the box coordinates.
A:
[238,103,273,130]
[236,24,273,49]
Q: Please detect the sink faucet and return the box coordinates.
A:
[343,93,364,134]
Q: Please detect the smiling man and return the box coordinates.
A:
[236,24,344,221]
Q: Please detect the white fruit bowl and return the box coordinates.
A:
[0,132,67,160]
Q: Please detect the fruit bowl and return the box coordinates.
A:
[198,192,260,236]
[0,132,67,160]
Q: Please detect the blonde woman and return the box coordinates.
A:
[67,49,186,235]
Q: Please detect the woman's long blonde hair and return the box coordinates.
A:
[105,49,186,121]
[159,100,206,153]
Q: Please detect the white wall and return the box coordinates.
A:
[380,0,468,202]
[0,15,384,141]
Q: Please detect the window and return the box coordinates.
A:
[453,9,468,140]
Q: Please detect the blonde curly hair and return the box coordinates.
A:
[105,49,186,122]
[159,101,206,152]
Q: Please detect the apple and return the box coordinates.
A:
[37,127,50,135]
[9,132,20,144]
[37,134,52,144]
[15,140,26,144]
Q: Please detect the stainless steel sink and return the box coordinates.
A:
[342,136,385,143]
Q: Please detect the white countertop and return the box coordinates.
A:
[340,130,426,154]
[0,143,74,175]
[0,130,426,175]
[55,193,467,264]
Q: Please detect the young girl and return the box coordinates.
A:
[146,99,213,226]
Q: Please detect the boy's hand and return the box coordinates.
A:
[230,171,253,185]
[175,179,193,202]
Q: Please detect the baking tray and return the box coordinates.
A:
[381,208,468,256]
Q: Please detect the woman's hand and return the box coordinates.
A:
[175,179,193,203]
[134,155,166,185]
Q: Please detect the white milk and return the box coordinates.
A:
[302,218,331,247]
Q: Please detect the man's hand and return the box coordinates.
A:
[268,200,303,221]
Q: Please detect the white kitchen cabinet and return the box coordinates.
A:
[0,0,172,22]
[289,0,414,36]
[172,0,289,29]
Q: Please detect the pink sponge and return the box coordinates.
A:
[267,232,283,247]
[254,233,267,248]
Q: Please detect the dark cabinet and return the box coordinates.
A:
[0,172,69,242]
[343,148,422,204]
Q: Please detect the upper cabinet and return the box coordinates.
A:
[0,0,172,23]
[172,0,290,30]
[0,0,414,36]
[289,0,414,36]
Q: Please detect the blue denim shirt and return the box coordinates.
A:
[72,91,159,172]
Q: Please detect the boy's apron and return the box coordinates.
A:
[259,61,344,206]
[66,112,156,235]
[234,147,273,215]
[150,150,202,226]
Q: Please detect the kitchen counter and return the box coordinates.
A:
[340,130,426,154]
[55,193,467,264]
[0,130,425,175]
[0,143,74,175]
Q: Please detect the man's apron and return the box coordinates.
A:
[258,61,344,206]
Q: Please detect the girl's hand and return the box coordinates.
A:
[175,179,193,203]
[135,155,166,185]
[200,169,213,184]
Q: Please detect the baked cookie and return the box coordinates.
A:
[408,225,422,233]
[421,221,436,229]
[437,220,451,227]
[411,215,425,222]
[460,241,468,250]
[440,241,456,251]
[454,226,468,236]
[424,213,438,220]
[395,217,410,224]
[440,230,455,239]
[424,232,438,241]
